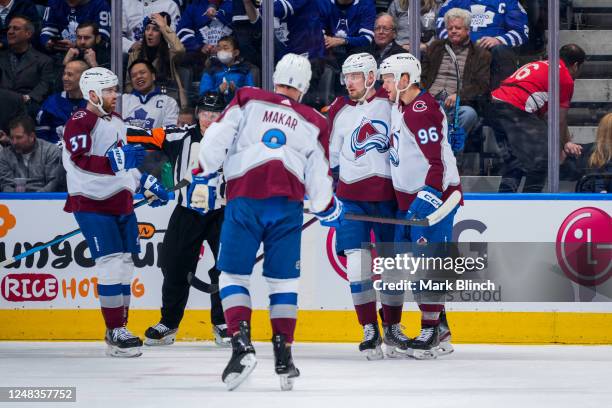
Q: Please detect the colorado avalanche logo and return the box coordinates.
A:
[388,128,400,167]
[350,117,389,159]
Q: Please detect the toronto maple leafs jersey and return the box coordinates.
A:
[198,87,333,213]
[388,91,461,211]
[177,0,233,52]
[437,0,528,47]
[63,109,141,215]
[122,89,179,130]
[262,0,325,59]
[328,88,394,202]
[36,92,87,144]
[319,0,376,48]
[122,0,182,53]
[40,0,111,47]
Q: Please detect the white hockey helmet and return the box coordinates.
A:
[378,53,421,85]
[342,52,378,80]
[273,53,312,96]
[79,67,119,115]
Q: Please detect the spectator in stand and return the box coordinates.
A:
[243,0,325,61]
[0,88,26,143]
[123,59,179,130]
[421,8,491,139]
[41,0,111,54]
[36,60,87,144]
[0,115,63,192]
[387,0,444,51]
[199,36,254,102]
[320,0,376,61]
[177,106,195,127]
[63,21,110,69]
[126,13,187,108]
[488,44,585,193]
[0,16,54,117]
[0,0,40,51]
[222,0,262,67]
[372,13,405,65]
[123,0,181,54]
[176,0,233,67]
[586,113,612,193]
[436,0,529,88]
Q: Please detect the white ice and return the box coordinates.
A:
[1,342,611,408]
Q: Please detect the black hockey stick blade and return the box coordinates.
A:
[187,272,219,294]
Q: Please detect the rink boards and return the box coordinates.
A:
[0,194,611,343]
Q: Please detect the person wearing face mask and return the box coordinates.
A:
[198,35,255,103]
[126,12,187,108]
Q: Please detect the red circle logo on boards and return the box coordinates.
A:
[326,228,380,282]
[555,207,612,286]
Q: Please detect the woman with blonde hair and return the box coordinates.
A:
[587,113,612,192]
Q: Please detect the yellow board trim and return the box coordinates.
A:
[1,310,612,344]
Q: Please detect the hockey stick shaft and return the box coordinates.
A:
[0,179,190,269]
[334,190,462,227]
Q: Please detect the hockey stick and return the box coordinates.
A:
[187,271,218,294]
[304,190,462,228]
[0,178,190,269]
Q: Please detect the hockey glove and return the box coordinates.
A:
[406,186,442,220]
[187,172,218,214]
[314,196,344,228]
[107,144,145,172]
[140,173,170,208]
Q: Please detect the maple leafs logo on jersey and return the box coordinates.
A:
[126,108,154,129]
[350,117,389,159]
[470,5,495,30]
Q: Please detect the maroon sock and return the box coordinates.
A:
[101,306,124,329]
[382,304,403,325]
[224,306,252,336]
[354,302,378,326]
[418,303,444,326]
[271,318,297,343]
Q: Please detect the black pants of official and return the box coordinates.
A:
[158,205,225,329]
[487,101,548,192]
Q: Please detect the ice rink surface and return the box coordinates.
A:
[2,342,612,408]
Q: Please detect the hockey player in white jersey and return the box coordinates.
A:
[190,53,343,391]
[379,53,463,359]
[328,52,410,359]
[62,67,170,358]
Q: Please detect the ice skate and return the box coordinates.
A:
[105,327,143,357]
[359,323,383,360]
[382,323,411,358]
[409,325,440,360]
[272,334,300,391]
[436,310,454,356]
[213,324,231,347]
[144,323,178,346]
[222,321,257,391]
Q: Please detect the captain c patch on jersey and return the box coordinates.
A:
[350,117,389,159]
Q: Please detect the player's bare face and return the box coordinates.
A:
[101,87,118,113]
[381,74,397,102]
[198,110,221,131]
[344,72,367,101]
[447,18,469,46]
